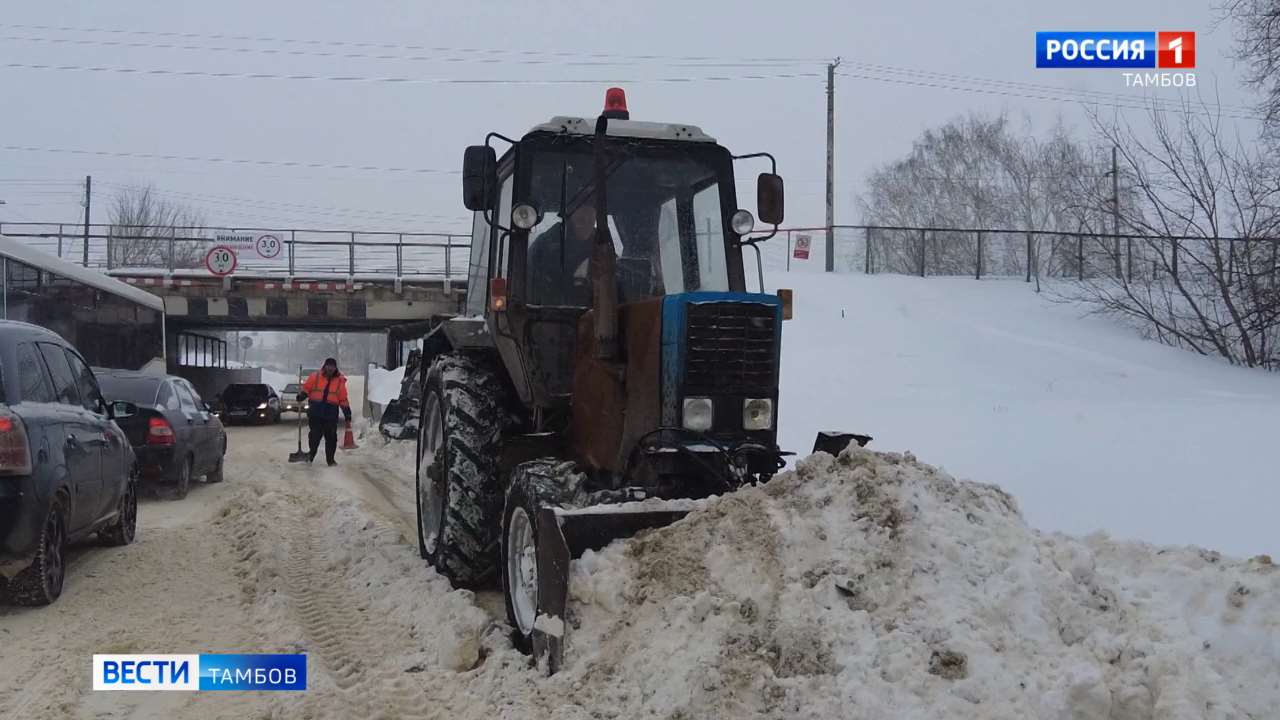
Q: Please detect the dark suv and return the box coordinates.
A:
[0,321,139,606]
[217,383,282,425]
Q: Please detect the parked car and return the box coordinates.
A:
[217,383,282,425]
[96,371,227,499]
[0,321,139,606]
[281,383,309,416]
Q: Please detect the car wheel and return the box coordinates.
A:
[101,468,138,547]
[207,440,226,483]
[9,500,68,606]
[173,456,192,500]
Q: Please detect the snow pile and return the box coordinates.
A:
[367,365,406,406]
[553,446,1278,720]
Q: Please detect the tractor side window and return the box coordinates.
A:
[464,210,493,316]
[497,173,513,277]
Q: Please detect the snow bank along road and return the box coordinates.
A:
[1,421,1276,719]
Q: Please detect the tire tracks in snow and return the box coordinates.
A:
[249,475,437,719]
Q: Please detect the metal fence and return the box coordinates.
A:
[760,225,1280,284]
[0,222,470,282]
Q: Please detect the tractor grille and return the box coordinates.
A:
[684,301,778,395]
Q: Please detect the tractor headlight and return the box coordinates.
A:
[743,398,773,430]
[682,397,713,432]
[730,209,755,235]
[511,203,539,230]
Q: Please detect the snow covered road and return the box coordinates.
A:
[1,421,1276,719]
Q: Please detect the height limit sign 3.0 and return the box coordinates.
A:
[205,245,238,276]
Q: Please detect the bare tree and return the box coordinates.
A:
[108,185,208,269]
[1223,0,1280,141]
[1078,104,1280,369]
[858,113,1118,278]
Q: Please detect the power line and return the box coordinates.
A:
[836,71,1264,122]
[838,59,1259,116]
[0,22,824,64]
[95,181,463,223]
[0,34,816,69]
[1,144,457,174]
[0,62,825,86]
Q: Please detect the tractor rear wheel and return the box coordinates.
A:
[416,352,516,588]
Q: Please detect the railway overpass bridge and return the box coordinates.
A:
[1,222,473,366]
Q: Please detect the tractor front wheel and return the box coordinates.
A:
[502,459,579,656]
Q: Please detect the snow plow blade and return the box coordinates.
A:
[533,505,690,673]
[813,431,872,455]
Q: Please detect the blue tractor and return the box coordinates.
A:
[413,88,867,670]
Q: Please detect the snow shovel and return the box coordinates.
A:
[287,365,310,463]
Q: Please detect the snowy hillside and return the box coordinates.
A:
[776,274,1279,557]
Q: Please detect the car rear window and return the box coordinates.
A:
[284,383,301,394]
[223,384,269,402]
[98,375,161,406]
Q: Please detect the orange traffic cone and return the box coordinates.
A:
[341,420,358,450]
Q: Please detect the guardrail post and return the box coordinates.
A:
[57,225,64,258]
[168,229,176,272]
[785,231,791,272]
[349,232,356,276]
[444,237,453,292]
[288,230,296,275]
[1077,234,1084,280]
[864,227,871,274]
[1172,238,1179,280]
[1025,232,1032,283]
[396,233,403,277]
[918,228,926,277]
[975,231,983,279]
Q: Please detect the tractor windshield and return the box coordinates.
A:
[522,140,731,306]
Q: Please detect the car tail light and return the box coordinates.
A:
[147,417,176,446]
[0,409,33,476]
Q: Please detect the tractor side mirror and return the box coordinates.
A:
[462,145,497,211]
[757,173,784,226]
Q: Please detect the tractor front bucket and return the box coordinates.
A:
[532,505,690,673]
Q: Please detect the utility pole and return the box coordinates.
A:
[82,175,91,267]
[1110,147,1121,279]
[825,57,840,273]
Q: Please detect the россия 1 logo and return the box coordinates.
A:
[1036,31,1195,87]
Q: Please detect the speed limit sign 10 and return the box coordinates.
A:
[255,234,282,259]
[205,245,238,276]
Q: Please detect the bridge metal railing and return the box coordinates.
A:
[0,222,471,283]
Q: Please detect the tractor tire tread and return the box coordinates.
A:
[423,352,519,588]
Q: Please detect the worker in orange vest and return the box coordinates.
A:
[297,357,352,466]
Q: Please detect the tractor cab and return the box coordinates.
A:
[461,89,787,482]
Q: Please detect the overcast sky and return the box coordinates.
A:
[0,0,1261,235]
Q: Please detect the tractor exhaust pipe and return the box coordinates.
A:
[590,109,619,361]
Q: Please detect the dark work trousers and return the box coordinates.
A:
[308,413,338,463]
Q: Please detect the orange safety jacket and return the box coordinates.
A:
[301,371,350,421]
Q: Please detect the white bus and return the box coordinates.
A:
[1,234,165,371]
